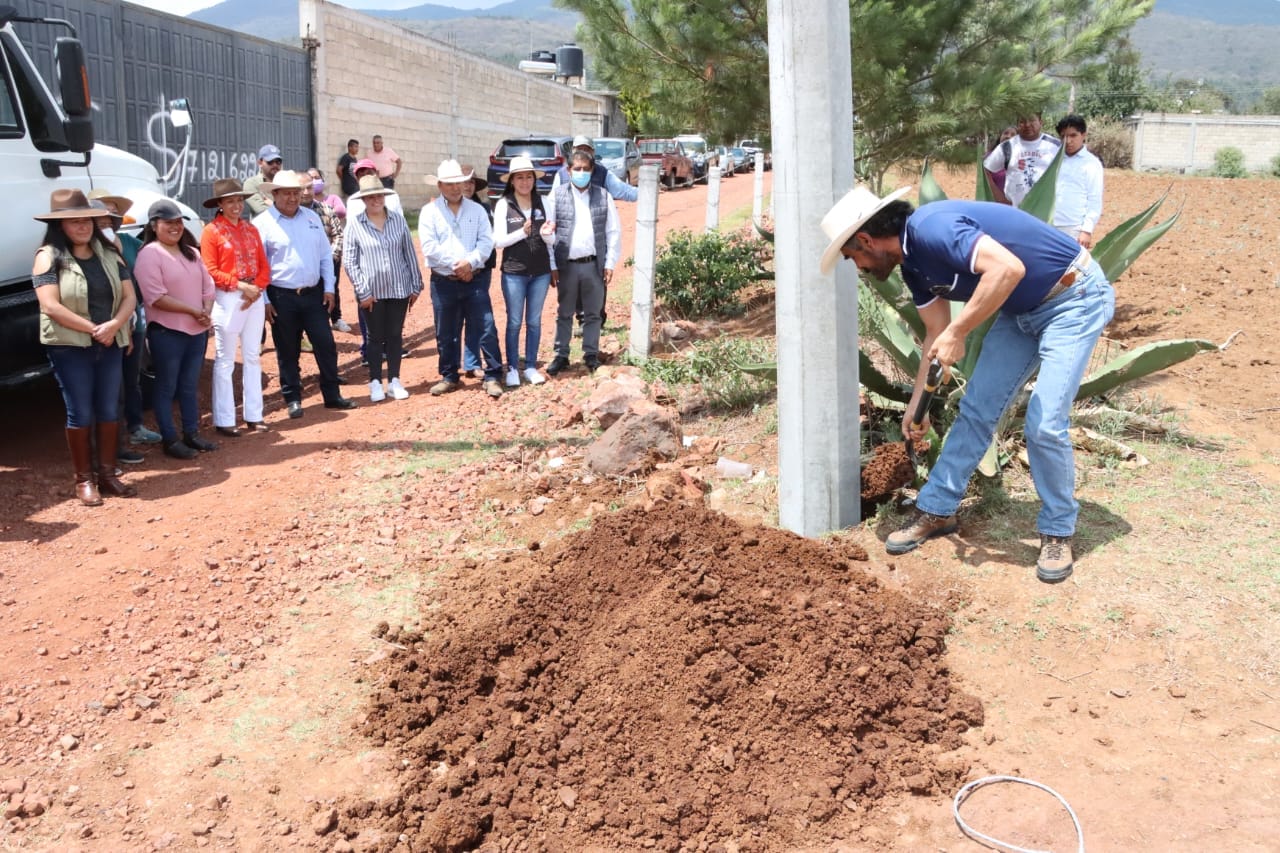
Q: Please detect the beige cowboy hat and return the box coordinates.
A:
[425,159,472,186]
[349,174,395,200]
[86,188,134,217]
[259,170,306,193]
[459,164,487,191]
[33,188,101,222]
[500,155,546,181]
[202,177,256,208]
[818,185,913,274]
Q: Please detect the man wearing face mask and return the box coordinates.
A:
[546,150,621,376]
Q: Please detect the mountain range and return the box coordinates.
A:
[190,0,1280,91]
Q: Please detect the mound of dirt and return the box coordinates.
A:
[344,503,982,851]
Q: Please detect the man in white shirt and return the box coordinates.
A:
[1052,115,1104,249]
[546,150,622,376]
[983,112,1061,208]
[418,160,502,397]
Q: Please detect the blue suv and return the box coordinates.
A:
[485,135,573,201]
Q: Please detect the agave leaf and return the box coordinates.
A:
[1099,203,1181,283]
[976,146,996,202]
[975,438,1001,477]
[735,360,777,382]
[754,220,775,243]
[918,159,948,205]
[1075,338,1217,400]
[863,272,925,340]
[956,313,998,380]
[1093,186,1171,277]
[859,351,912,403]
[1017,144,1064,223]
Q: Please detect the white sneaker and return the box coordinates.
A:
[504,368,521,387]
[523,367,546,385]
[388,378,409,400]
[332,318,352,333]
[368,380,386,402]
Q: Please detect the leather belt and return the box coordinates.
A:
[268,282,320,294]
[1041,248,1092,304]
[567,255,597,263]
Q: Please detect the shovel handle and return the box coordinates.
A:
[909,359,945,432]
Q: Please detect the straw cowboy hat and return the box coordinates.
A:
[349,174,395,200]
[88,199,122,222]
[202,177,255,208]
[86,188,134,217]
[259,170,306,193]
[459,164,487,191]
[818,185,913,274]
[425,159,472,186]
[33,188,102,221]
[500,155,546,181]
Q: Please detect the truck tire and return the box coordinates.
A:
[664,171,675,190]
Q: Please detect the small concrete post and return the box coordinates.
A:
[753,152,765,224]
[767,0,860,536]
[705,166,721,232]
[629,163,661,361]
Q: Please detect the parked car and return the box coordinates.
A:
[675,134,718,181]
[737,138,772,171]
[729,146,752,171]
[485,135,573,200]
[592,137,641,186]
[637,138,695,189]
[715,145,737,177]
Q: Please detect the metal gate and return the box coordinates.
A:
[16,0,310,213]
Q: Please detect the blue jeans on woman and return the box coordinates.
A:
[147,323,208,444]
[46,343,123,428]
[501,272,551,370]
[915,262,1116,538]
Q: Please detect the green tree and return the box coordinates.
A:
[557,0,1154,189]
[1252,87,1280,116]
[1075,37,1152,120]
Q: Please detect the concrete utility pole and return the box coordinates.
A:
[767,0,860,536]
[704,166,721,232]
[629,164,661,361]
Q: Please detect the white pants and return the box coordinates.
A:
[211,288,266,427]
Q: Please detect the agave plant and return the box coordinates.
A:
[740,151,1218,473]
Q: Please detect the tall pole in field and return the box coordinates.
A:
[629,164,661,361]
[753,152,765,225]
[705,166,721,232]
[767,0,860,536]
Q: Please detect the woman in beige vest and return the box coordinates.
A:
[31,189,138,506]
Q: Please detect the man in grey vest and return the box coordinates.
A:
[546,150,621,375]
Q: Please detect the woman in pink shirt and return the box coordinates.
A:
[134,199,217,460]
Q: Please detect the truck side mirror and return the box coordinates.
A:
[54,36,93,153]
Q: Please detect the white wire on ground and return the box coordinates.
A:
[952,775,1085,853]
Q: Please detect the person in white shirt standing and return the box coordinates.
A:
[1051,115,1104,249]
[983,112,1061,208]
[545,150,621,376]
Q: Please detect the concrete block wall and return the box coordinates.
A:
[1130,113,1280,173]
[300,0,614,210]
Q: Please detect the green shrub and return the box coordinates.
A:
[642,336,776,411]
[1211,146,1247,178]
[1084,119,1133,169]
[653,228,770,318]
[1270,153,1280,179]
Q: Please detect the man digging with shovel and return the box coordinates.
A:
[821,187,1115,583]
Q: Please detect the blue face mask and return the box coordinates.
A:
[570,170,591,189]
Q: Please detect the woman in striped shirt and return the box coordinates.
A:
[342,175,423,401]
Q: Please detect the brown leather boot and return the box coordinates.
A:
[95,421,137,498]
[66,426,102,506]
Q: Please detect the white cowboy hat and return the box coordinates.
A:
[425,159,473,185]
[260,170,306,193]
[500,155,546,181]
[819,185,913,274]
[349,174,395,200]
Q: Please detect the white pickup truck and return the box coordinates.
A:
[0,6,200,386]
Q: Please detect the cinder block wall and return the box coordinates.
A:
[301,0,615,210]
[1130,113,1280,172]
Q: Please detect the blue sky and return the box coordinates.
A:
[123,0,502,14]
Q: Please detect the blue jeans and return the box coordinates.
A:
[431,274,502,383]
[46,343,123,428]
[120,325,147,431]
[461,268,494,373]
[915,262,1116,537]
[501,272,551,369]
[147,323,208,443]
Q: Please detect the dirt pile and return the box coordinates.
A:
[343,503,982,851]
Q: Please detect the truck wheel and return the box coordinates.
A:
[665,171,675,189]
